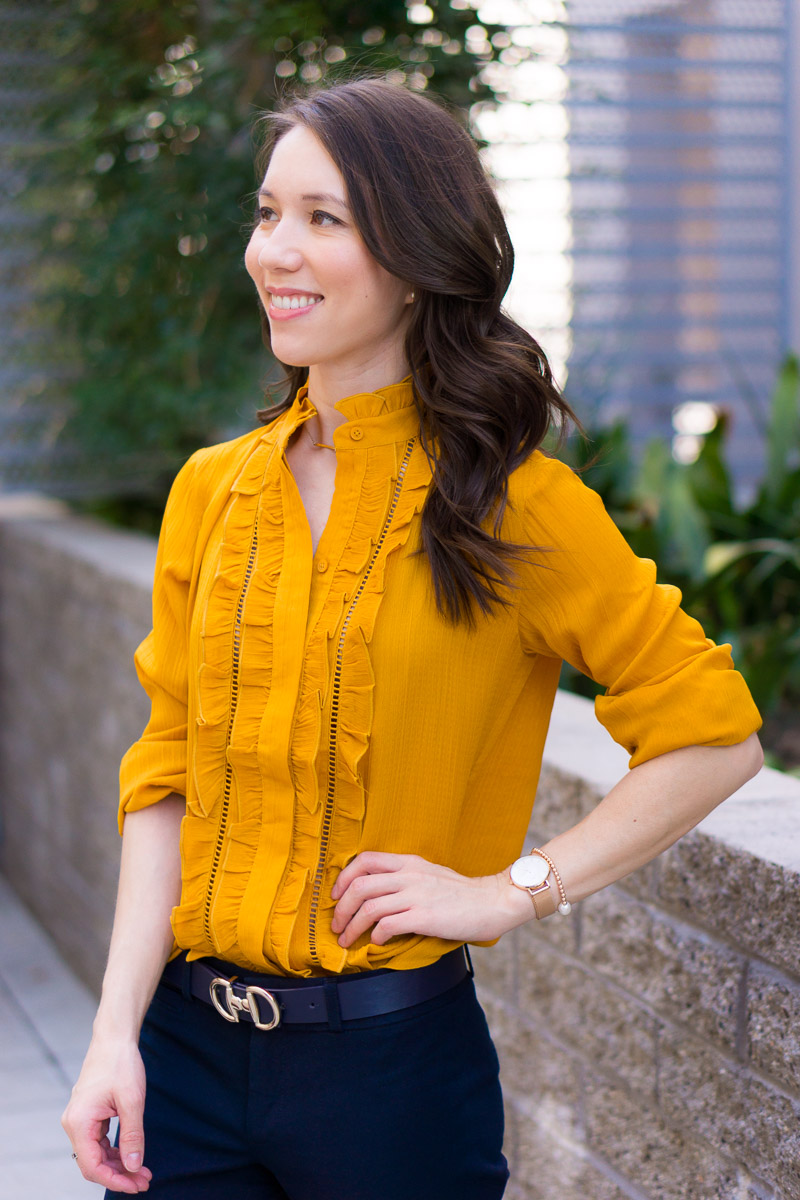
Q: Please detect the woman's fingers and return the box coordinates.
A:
[62,1045,152,1192]
[331,853,472,946]
[94,1156,150,1193]
[331,855,523,946]
[370,910,421,945]
[335,892,414,947]
[330,871,404,934]
[117,1085,146,1175]
[68,1131,146,1193]
[68,1132,152,1194]
[63,1109,115,1189]
[330,851,416,900]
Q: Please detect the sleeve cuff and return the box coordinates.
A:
[595,644,763,769]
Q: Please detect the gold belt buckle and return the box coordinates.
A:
[209,976,281,1030]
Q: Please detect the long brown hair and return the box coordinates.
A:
[250,76,588,625]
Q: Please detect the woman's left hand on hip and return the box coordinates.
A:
[329,851,529,947]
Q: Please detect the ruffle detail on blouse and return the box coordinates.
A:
[284,459,403,826]
[177,438,282,960]
[171,806,225,949]
[291,683,327,815]
[268,862,314,967]
[273,446,432,972]
[326,449,431,819]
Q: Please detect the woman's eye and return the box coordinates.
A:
[255,206,340,227]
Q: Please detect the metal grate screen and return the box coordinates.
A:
[475,0,792,497]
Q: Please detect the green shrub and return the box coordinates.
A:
[17,0,510,501]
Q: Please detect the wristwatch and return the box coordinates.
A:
[509,852,556,919]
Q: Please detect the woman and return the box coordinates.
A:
[62,77,763,1198]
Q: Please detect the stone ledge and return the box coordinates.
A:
[0,509,158,591]
[544,688,800,874]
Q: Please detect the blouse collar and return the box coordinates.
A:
[270,374,422,450]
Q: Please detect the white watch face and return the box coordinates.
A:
[510,854,550,889]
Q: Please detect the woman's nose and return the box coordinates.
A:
[258,222,303,272]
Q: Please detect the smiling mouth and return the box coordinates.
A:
[268,293,324,310]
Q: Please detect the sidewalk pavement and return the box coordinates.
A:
[0,874,104,1198]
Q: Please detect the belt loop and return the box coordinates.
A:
[180,952,193,1001]
[463,944,474,978]
[322,977,343,1032]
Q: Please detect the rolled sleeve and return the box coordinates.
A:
[118,453,200,832]
[516,455,763,769]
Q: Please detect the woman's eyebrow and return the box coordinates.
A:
[258,187,349,209]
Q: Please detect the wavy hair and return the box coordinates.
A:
[250,76,588,625]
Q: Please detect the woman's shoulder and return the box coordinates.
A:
[512,445,583,482]
[508,447,589,512]
[170,415,288,506]
[187,422,272,477]
[506,447,618,552]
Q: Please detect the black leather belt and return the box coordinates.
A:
[161,946,472,1030]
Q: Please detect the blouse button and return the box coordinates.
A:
[316,559,329,573]
[350,427,364,441]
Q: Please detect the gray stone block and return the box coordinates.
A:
[658,833,800,979]
[516,892,580,956]
[745,963,800,1094]
[657,1022,800,1195]
[480,993,584,1137]
[584,1079,743,1200]
[531,762,601,838]
[515,936,586,1037]
[4,1152,106,1199]
[471,924,519,1005]
[615,858,658,902]
[516,932,658,1100]
[511,1095,635,1200]
[580,886,745,1052]
[502,1093,519,1178]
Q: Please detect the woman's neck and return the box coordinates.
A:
[305,357,411,442]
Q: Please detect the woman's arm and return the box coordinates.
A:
[330,733,764,946]
[62,794,184,1194]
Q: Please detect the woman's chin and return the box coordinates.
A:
[269,342,312,369]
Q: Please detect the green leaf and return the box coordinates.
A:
[630,438,710,579]
[764,352,800,503]
[686,410,734,519]
[660,467,711,580]
[704,538,800,578]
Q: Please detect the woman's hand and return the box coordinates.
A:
[330,851,531,947]
[61,1035,152,1193]
[61,796,184,1190]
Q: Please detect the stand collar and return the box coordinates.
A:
[272,374,421,449]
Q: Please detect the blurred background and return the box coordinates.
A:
[1,0,798,769]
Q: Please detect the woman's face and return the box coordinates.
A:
[245,124,414,381]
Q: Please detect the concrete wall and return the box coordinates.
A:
[0,498,154,987]
[472,715,800,1200]
[1,502,798,1199]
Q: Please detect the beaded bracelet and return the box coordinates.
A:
[529,847,572,916]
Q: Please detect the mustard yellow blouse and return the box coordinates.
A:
[119,376,762,977]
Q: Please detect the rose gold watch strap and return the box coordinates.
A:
[529,877,557,920]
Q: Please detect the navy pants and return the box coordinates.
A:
[107,960,509,1199]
